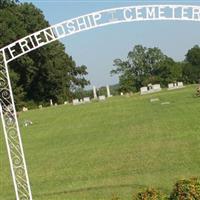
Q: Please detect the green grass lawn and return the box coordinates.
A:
[0,85,200,200]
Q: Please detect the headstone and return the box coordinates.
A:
[99,95,106,101]
[54,103,57,106]
[93,86,97,99]
[168,82,184,90]
[177,82,184,88]
[72,99,80,105]
[24,120,33,127]
[161,102,170,105]
[50,99,53,106]
[39,105,42,109]
[168,83,174,89]
[106,85,111,97]
[120,92,124,96]
[22,107,28,112]
[150,98,159,102]
[83,97,90,103]
[64,101,68,105]
[141,84,162,95]
[152,84,161,92]
[140,87,148,95]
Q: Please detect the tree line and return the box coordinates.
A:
[0,0,90,109]
[111,44,200,93]
[1,0,200,109]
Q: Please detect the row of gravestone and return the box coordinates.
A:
[22,95,107,111]
[73,85,112,105]
[22,85,112,111]
[168,82,184,90]
[22,101,66,111]
[72,95,106,105]
[140,82,184,95]
[93,85,112,99]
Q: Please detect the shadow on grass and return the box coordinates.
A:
[34,182,168,198]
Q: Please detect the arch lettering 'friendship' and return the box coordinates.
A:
[0,4,200,200]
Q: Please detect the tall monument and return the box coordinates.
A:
[93,86,97,99]
[106,85,111,97]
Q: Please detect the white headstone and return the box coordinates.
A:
[83,97,90,103]
[73,99,80,105]
[120,92,124,96]
[168,83,174,89]
[150,98,159,102]
[168,82,184,90]
[24,120,33,127]
[140,87,148,95]
[152,84,161,92]
[64,101,68,105]
[22,107,28,112]
[39,105,42,109]
[161,102,170,105]
[99,95,106,101]
[93,86,97,99]
[106,85,111,97]
[177,82,184,88]
[54,103,57,106]
[50,99,53,106]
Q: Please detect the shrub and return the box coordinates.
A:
[111,194,120,200]
[196,85,200,97]
[134,188,165,200]
[169,178,200,200]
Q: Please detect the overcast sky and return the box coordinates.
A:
[20,0,200,88]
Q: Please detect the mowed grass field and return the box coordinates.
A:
[0,85,200,200]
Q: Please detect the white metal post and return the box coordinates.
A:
[0,51,33,200]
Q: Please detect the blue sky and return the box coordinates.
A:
[20,0,200,88]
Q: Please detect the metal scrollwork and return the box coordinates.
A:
[1,4,200,200]
[0,50,32,200]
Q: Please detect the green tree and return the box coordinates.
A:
[0,0,16,9]
[183,45,200,83]
[0,2,90,108]
[111,45,167,92]
[155,57,183,87]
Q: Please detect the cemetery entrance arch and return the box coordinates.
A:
[0,5,200,200]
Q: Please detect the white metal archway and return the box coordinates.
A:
[1,4,200,199]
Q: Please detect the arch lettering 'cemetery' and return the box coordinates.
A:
[0,4,200,200]
[2,5,200,63]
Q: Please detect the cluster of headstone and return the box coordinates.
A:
[72,85,112,105]
[149,98,170,105]
[23,120,33,127]
[21,85,113,109]
[140,82,184,95]
[140,84,162,95]
[93,85,112,100]
[168,82,184,90]
[93,85,112,99]
[72,97,91,105]
[21,99,69,112]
